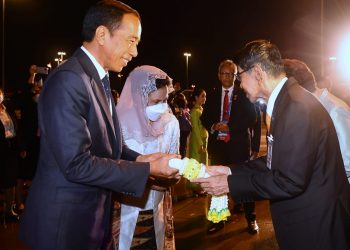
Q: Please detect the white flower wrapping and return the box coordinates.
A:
[169,158,230,223]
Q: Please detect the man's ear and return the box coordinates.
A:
[95,25,107,45]
[254,64,264,82]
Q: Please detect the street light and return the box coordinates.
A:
[54,58,61,66]
[117,73,123,85]
[58,51,66,61]
[54,51,66,67]
[320,0,324,77]
[184,52,191,86]
[2,0,5,90]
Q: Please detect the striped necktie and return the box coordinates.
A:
[223,90,230,121]
[102,75,112,110]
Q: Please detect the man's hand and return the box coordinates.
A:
[217,123,230,132]
[136,152,166,162]
[193,175,229,196]
[205,165,231,176]
[137,152,181,179]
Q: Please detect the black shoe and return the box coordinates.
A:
[207,221,224,234]
[247,220,259,234]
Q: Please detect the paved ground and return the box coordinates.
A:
[0,197,278,250]
[173,197,278,250]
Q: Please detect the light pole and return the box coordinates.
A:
[54,51,66,67]
[320,0,324,77]
[117,73,123,85]
[58,51,66,62]
[54,58,61,67]
[2,0,5,90]
[184,52,191,87]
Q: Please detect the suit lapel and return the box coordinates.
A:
[74,49,116,140]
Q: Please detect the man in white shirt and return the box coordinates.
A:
[19,1,179,249]
[283,58,350,183]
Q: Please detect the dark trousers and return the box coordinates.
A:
[233,201,256,222]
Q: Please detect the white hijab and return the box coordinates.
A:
[117,65,172,143]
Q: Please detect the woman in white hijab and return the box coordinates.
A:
[116,65,179,250]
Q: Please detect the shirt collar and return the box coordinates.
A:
[266,77,288,117]
[222,85,234,95]
[81,46,108,80]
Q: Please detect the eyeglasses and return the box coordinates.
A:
[235,65,255,81]
[219,72,235,78]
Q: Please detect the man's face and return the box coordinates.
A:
[238,66,261,103]
[102,13,141,72]
[218,64,236,88]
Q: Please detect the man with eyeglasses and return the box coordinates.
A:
[201,59,260,234]
[195,40,350,250]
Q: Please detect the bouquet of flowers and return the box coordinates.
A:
[169,157,230,223]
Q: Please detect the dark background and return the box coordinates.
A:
[1,0,350,93]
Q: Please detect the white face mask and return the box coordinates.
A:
[145,102,168,121]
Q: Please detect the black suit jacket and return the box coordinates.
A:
[20,48,150,250]
[201,85,258,165]
[228,78,350,250]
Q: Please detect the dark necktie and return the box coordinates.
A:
[102,75,112,108]
[223,90,229,121]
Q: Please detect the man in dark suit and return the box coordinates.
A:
[19,1,179,249]
[195,40,350,250]
[201,59,260,234]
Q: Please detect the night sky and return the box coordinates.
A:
[2,0,350,92]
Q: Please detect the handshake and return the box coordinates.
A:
[137,153,231,196]
[169,157,232,223]
[137,153,231,222]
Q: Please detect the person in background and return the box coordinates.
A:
[318,76,350,107]
[195,40,350,250]
[116,65,179,250]
[187,88,208,197]
[172,92,191,158]
[111,89,120,105]
[200,59,259,234]
[19,2,179,249]
[0,88,25,222]
[283,58,350,183]
[189,88,208,165]
[168,81,182,110]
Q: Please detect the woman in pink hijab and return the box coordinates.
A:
[116,65,179,250]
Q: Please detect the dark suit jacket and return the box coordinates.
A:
[19,48,150,250]
[201,85,258,165]
[228,78,350,250]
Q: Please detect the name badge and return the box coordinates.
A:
[217,131,230,142]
